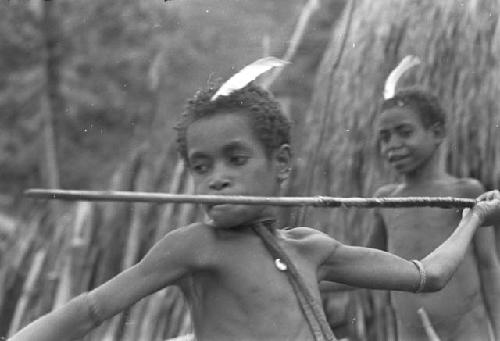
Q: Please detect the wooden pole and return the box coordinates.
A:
[24,188,476,208]
[261,0,321,89]
[8,250,47,336]
[417,308,441,341]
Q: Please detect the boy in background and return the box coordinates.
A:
[368,89,500,340]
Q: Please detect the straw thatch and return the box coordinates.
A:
[1,147,197,340]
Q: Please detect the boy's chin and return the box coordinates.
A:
[206,218,245,229]
[205,214,252,229]
[390,161,415,174]
[204,205,267,229]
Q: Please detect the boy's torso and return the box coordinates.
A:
[380,178,491,340]
[177,225,329,341]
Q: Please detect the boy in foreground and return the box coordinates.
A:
[367,89,500,340]
[10,82,500,341]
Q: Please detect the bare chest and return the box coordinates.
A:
[381,206,462,258]
[183,233,320,339]
[381,183,467,258]
[212,236,319,301]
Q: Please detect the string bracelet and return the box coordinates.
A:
[411,259,427,293]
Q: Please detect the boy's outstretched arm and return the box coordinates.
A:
[319,191,500,293]
[320,186,391,293]
[10,224,205,341]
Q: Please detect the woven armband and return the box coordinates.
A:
[85,292,104,327]
[411,260,426,293]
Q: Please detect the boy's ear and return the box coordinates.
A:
[430,122,445,141]
[274,144,291,183]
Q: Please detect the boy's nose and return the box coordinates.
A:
[209,178,231,191]
[386,135,403,148]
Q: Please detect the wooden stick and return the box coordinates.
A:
[417,307,441,341]
[261,0,320,88]
[24,188,476,208]
[8,250,47,336]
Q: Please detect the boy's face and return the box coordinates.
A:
[186,111,289,228]
[376,106,442,174]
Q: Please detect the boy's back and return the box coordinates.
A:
[376,177,492,340]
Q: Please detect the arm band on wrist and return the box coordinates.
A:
[411,259,426,293]
[85,292,104,327]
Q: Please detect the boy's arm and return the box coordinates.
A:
[319,193,500,292]
[10,224,206,341]
[319,280,356,292]
[321,186,390,293]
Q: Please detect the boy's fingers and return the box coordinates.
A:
[462,208,471,219]
[476,193,489,202]
[477,189,500,202]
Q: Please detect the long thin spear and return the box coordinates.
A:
[24,189,476,209]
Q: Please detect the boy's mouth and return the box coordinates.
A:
[206,203,235,213]
[387,152,410,163]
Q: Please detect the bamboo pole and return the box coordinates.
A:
[417,308,441,341]
[261,0,321,89]
[25,188,477,208]
[156,160,187,239]
[8,250,47,336]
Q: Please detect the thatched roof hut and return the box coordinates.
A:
[292,0,500,243]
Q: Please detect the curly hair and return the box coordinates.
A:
[381,88,447,131]
[175,83,291,162]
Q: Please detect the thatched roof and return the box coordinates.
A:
[292,0,500,242]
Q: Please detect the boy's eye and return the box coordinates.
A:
[399,129,413,138]
[229,155,248,166]
[191,163,209,174]
[379,132,390,143]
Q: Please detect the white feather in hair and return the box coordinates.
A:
[383,55,421,99]
[210,57,288,101]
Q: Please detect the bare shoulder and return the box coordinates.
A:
[373,183,401,197]
[149,222,217,269]
[452,177,484,198]
[283,226,330,242]
[128,222,218,290]
[282,226,340,261]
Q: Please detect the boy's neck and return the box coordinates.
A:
[401,146,448,186]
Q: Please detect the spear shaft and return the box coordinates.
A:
[24,189,476,209]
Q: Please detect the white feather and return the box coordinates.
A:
[211,57,288,101]
[383,55,421,99]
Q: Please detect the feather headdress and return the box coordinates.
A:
[383,55,421,100]
[210,56,288,101]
